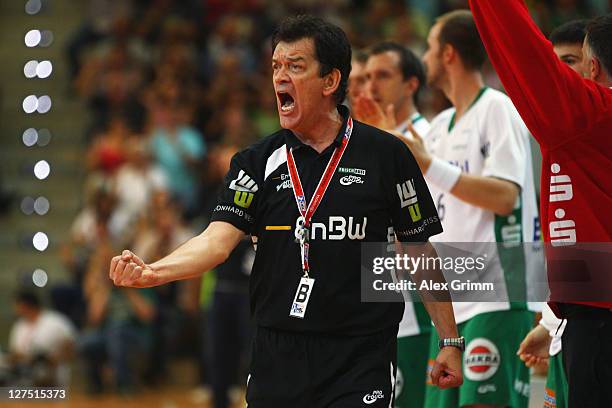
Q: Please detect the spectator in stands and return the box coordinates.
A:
[131,194,197,385]
[86,113,131,175]
[79,212,156,395]
[148,101,206,215]
[112,138,168,241]
[7,291,76,387]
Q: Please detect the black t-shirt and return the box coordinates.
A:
[210,106,442,335]
[214,238,253,293]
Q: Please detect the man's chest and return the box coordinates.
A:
[256,156,387,240]
[427,124,488,174]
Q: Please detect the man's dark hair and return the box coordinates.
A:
[550,19,588,46]
[370,41,426,105]
[15,290,41,309]
[586,14,612,77]
[353,48,369,65]
[436,10,487,71]
[271,15,352,105]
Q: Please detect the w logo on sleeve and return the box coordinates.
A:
[230,170,258,208]
[397,180,422,222]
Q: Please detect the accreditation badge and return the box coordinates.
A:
[289,276,315,319]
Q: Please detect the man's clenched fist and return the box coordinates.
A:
[109,250,161,288]
[430,346,463,389]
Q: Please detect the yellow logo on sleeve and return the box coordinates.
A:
[234,191,254,208]
[229,169,258,209]
[397,180,422,222]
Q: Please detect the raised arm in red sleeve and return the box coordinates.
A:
[468,0,611,150]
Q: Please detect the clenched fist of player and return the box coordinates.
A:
[109,250,161,288]
[430,346,464,389]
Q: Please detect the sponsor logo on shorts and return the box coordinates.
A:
[425,358,435,385]
[515,378,530,398]
[340,175,364,186]
[362,390,384,404]
[544,387,557,408]
[464,338,500,381]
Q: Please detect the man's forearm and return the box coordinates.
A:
[401,241,459,339]
[450,174,519,216]
[150,232,231,285]
[423,301,459,339]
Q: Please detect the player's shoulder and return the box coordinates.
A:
[479,87,516,110]
[412,116,431,134]
[479,88,526,122]
[229,130,287,181]
[429,107,455,130]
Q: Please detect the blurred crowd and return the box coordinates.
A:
[1,0,606,406]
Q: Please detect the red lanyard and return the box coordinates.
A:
[286,117,354,276]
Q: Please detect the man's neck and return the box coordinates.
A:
[293,107,343,154]
[444,70,485,122]
[599,75,612,88]
[394,102,417,129]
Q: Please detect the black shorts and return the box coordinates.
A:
[246,326,398,408]
[560,303,612,408]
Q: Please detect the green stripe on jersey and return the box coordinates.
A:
[448,87,488,132]
[412,114,425,125]
[494,196,528,310]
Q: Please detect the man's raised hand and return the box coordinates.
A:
[353,95,397,131]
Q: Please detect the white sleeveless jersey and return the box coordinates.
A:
[425,88,542,324]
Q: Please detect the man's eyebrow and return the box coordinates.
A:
[272,56,306,63]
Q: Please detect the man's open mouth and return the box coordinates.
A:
[277,92,295,113]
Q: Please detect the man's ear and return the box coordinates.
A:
[323,68,341,97]
[442,43,454,65]
[590,57,601,82]
[403,76,420,98]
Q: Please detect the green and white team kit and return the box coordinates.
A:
[422,88,542,408]
[425,87,541,322]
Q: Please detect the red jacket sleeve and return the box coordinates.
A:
[469,0,610,149]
